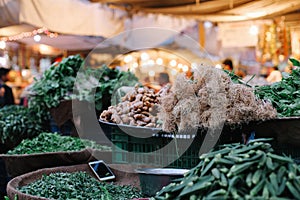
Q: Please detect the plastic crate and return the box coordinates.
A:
[241,117,300,162]
[111,132,202,169]
[100,120,242,169]
[271,142,300,162]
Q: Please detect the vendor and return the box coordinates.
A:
[222,58,246,78]
[0,67,15,107]
[158,72,170,88]
[266,66,282,83]
[222,58,234,71]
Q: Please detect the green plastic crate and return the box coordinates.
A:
[105,122,242,169]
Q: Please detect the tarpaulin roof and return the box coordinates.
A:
[0,0,299,51]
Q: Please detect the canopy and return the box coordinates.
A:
[0,0,299,51]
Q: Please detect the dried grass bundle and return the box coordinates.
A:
[158,65,277,132]
[173,74,195,100]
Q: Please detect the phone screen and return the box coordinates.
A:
[89,161,115,180]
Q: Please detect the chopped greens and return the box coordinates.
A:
[18,171,142,200]
[7,132,111,155]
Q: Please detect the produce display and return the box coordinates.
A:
[29,54,139,113]
[29,55,83,109]
[18,171,142,200]
[7,132,111,155]
[0,105,45,147]
[155,139,300,199]
[100,85,170,128]
[255,58,300,117]
[159,66,277,132]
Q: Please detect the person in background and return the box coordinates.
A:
[267,65,282,83]
[151,72,170,92]
[158,72,170,87]
[222,58,234,71]
[0,68,15,107]
[222,58,246,78]
[284,65,293,74]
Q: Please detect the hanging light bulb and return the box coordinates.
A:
[249,25,259,35]
[0,41,6,49]
[182,65,189,72]
[156,58,163,65]
[170,59,177,67]
[149,70,155,77]
[124,55,133,63]
[141,52,149,61]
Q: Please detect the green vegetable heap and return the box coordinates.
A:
[7,132,111,155]
[29,54,139,113]
[29,55,83,109]
[18,171,142,200]
[255,58,300,117]
[0,105,45,145]
[155,138,300,199]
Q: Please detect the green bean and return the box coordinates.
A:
[154,138,300,199]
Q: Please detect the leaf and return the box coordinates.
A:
[289,58,300,67]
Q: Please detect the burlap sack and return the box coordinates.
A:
[7,163,147,200]
[1,149,112,177]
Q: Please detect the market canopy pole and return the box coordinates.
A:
[198,21,205,49]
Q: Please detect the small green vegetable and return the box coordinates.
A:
[0,105,46,147]
[154,139,300,199]
[7,132,111,155]
[18,171,142,200]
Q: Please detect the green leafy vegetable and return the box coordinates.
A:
[7,132,111,155]
[29,55,139,115]
[29,55,83,111]
[18,171,142,200]
[255,58,300,117]
[289,58,300,67]
[0,105,46,147]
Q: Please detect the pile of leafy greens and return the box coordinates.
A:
[255,58,300,117]
[29,54,140,114]
[226,58,300,117]
[0,105,46,151]
[18,171,143,200]
[7,132,111,155]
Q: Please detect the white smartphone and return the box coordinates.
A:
[88,160,115,181]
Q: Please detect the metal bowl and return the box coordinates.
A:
[135,168,189,197]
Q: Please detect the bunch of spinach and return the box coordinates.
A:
[7,132,111,155]
[29,54,139,114]
[94,66,140,110]
[255,58,300,117]
[73,65,139,111]
[29,55,83,110]
[0,105,45,147]
[18,171,142,200]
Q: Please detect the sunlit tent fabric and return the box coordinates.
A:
[18,0,195,39]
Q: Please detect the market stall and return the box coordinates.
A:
[1,0,300,199]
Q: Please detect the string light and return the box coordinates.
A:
[0,27,58,42]
[34,35,41,42]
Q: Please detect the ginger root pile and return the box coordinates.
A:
[100,85,170,128]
